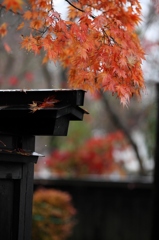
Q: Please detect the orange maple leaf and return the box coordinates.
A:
[127,54,137,67]
[0,23,7,37]
[17,22,24,31]
[30,19,43,30]
[23,10,32,20]
[2,0,23,12]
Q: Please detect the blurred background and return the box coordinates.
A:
[0,0,158,239]
[0,0,157,179]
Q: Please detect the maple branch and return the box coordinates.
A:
[65,0,95,19]
[42,64,54,88]
[65,1,121,48]
[65,0,84,13]
[100,92,147,176]
[0,3,50,38]
[0,4,23,16]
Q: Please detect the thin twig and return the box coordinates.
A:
[0,4,23,16]
[65,0,84,13]
[65,0,95,19]
[0,140,6,147]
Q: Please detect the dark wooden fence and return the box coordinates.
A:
[34,177,153,240]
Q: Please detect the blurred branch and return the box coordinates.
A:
[42,64,53,89]
[101,92,146,175]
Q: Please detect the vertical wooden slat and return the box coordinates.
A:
[0,180,13,239]
[151,83,159,240]
[0,134,38,240]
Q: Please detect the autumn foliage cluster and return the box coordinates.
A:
[46,131,127,177]
[32,188,76,240]
[0,0,145,105]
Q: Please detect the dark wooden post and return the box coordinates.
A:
[0,89,87,240]
[151,83,159,240]
[0,134,40,240]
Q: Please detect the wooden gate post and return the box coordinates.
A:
[0,89,87,240]
[0,135,40,240]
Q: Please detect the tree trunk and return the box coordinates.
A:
[101,92,146,175]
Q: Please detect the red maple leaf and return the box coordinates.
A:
[29,96,59,113]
